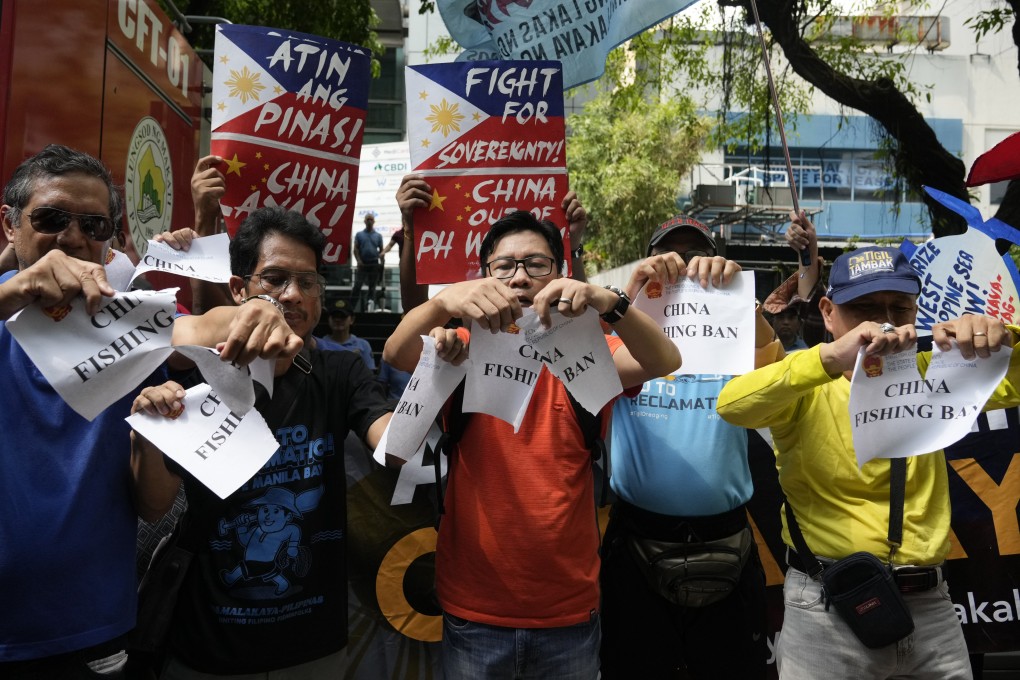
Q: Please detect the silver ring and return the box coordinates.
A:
[880,322,896,334]
[555,298,573,305]
[973,331,986,337]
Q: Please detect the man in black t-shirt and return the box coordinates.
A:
[137,207,392,678]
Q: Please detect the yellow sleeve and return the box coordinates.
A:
[717,344,837,429]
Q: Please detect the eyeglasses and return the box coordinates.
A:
[245,268,326,298]
[28,206,116,242]
[486,255,555,280]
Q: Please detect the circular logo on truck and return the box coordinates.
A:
[125,116,174,258]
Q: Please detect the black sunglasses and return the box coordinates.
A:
[27,206,117,242]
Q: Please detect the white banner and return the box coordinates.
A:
[517,307,620,415]
[7,288,178,421]
[849,344,1011,467]
[127,383,279,499]
[132,233,232,285]
[440,0,699,90]
[633,270,755,375]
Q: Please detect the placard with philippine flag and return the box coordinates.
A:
[406,61,569,284]
[210,24,371,263]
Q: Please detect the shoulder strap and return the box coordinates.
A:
[785,456,907,578]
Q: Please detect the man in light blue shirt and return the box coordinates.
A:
[600,215,783,680]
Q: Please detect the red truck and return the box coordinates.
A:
[0,0,204,299]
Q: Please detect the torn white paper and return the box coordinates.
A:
[849,344,1011,467]
[127,382,279,499]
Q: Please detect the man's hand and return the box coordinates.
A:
[685,255,741,289]
[433,278,522,333]
[396,174,433,231]
[430,327,469,365]
[820,321,917,376]
[153,227,200,252]
[625,252,741,300]
[934,314,1012,359]
[563,190,587,246]
[0,249,115,318]
[215,299,304,365]
[192,155,226,235]
[785,209,817,255]
[133,381,186,418]
[530,279,611,328]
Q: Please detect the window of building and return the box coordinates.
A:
[364,47,405,144]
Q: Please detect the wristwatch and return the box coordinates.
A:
[600,285,631,324]
[243,294,285,314]
[571,243,584,259]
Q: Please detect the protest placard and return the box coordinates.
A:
[438,0,698,90]
[406,60,568,283]
[7,289,178,421]
[901,187,1020,336]
[848,344,1011,467]
[210,24,371,263]
[633,271,755,375]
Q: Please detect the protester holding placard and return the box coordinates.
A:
[600,215,784,679]
[383,209,680,679]
[716,245,1020,679]
[0,145,297,678]
[137,206,394,678]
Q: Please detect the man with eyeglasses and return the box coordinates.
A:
[384,209,680,680]
[0,145,299,678]
[134,206,393,678]
[599,215,783,679]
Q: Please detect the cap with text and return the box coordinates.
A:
[329,299,353,317]
[826,246,921,304]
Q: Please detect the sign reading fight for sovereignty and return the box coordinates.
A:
[438,0,699,89]
[406,60,568,284]
[211,24,371,263]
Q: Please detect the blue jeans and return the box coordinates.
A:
[778,568,973,680]
[442,612,601,680]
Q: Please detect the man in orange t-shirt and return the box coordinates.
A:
[384,208,681,679]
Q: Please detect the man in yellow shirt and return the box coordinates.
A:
[717,245,1019,679]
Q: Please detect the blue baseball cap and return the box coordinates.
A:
[826,247,921,304]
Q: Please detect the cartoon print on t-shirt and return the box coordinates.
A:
[218,485,323,597]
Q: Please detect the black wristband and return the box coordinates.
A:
[571,243,584,259]
[600,285,631,325]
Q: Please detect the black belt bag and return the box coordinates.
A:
[784,457,916,649]
[627,526,753,608]
[819,551,914,649]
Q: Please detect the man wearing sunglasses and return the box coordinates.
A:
[384,209,680,680]
[0,145,300,678]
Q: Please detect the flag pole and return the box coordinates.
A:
[747,0,810,265]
